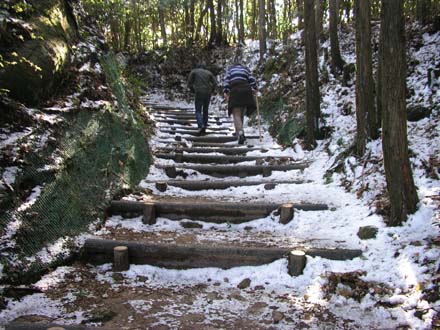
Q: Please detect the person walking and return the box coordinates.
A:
[223,59,257,144]
[187,64,217,136]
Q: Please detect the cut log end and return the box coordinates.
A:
[280,203,294,224]
[142,203,156,225]
[113,246,129,272]
[155,181,168,192]
[288,250,306,276]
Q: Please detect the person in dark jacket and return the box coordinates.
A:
[223,60,257,144]
[187,64,217,136]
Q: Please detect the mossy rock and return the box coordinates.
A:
[357,226,378,240]
[0,0,78,105]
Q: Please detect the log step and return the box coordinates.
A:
[5,324,102,330]
[159,126,232,132]
[154,153,296,164]
[109,199,327,223]
[154,113,228,120]
[155,146,260,155]
[159,129,231,136]
[156,119,232,126]
[180,135,260,143]
[82,239,363,269]
[159,164,307,178]
[148,180,305,191]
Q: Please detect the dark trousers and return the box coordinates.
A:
[195,93,211,128]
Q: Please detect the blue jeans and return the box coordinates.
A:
[195,93,211,128]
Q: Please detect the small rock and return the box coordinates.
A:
[255,159,265,165]
[264,183,276,190]
[237,278,251,289]
[407,105,432,122]
[180,221,203,229]
[357,226,378,240]
[272,311,284,324]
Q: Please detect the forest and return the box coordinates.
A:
[0,0,439,329]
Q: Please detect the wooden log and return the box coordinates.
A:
[142,202,156,225]
[155,181,168,192]
[288,250,307,276]
[160,129,229,136]
[154,153,294,165]
[5,324,102,330]
[155,147,260,155]
[280,203,294,224]
[157,164,307,178]
[159,126,232,132]
[113,246,129,271]
[145,180,305,191]
[109,199,328,223]
[184,136,260,143]
[82,239,363,269]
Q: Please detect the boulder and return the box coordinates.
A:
[0,0,79,105]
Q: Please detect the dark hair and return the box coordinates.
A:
[195,63,207,69]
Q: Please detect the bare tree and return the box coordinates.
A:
[380,0,419,226]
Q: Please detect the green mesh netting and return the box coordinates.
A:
[0,52,151,283]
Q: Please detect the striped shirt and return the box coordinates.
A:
[223,64,257,93]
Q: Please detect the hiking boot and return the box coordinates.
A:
[238,133,246,145]
[197,127,206,136]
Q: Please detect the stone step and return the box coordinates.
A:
[148,179,305,191]
[82,239,363,269]
[144,104,193,111]
[155,153,296,164]
[109,199,327,223]
[159,164,307,178]
[159,129,231,136]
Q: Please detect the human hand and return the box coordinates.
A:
[224,93,229,102]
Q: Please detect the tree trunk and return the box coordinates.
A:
[251,0,258,39]
[269,0,277,39]
[158,3,167,47]
[417,0,431,25]
[188,0,196,47]
[380,0,419,226]
[216,0,223,45]
[296,0,304,30]
[195,1,209,43]
[239,0,245,43]
[259,0,267,60]
[315,0,325,42]
[355,0,376,156]
[329,0,344,74]
[208,0,216,46]
[304,0,320,149]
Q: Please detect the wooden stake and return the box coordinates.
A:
[288,250,306,276]
[280,203,294,224]
[155,181,168,192]
[113,246,129,271]
[142,202,156,225]
[256,94,262,142]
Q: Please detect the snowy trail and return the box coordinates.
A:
[1,94,438,330]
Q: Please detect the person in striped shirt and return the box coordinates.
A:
[223,60,257,144]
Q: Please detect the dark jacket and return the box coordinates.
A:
[187,68,217,95]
